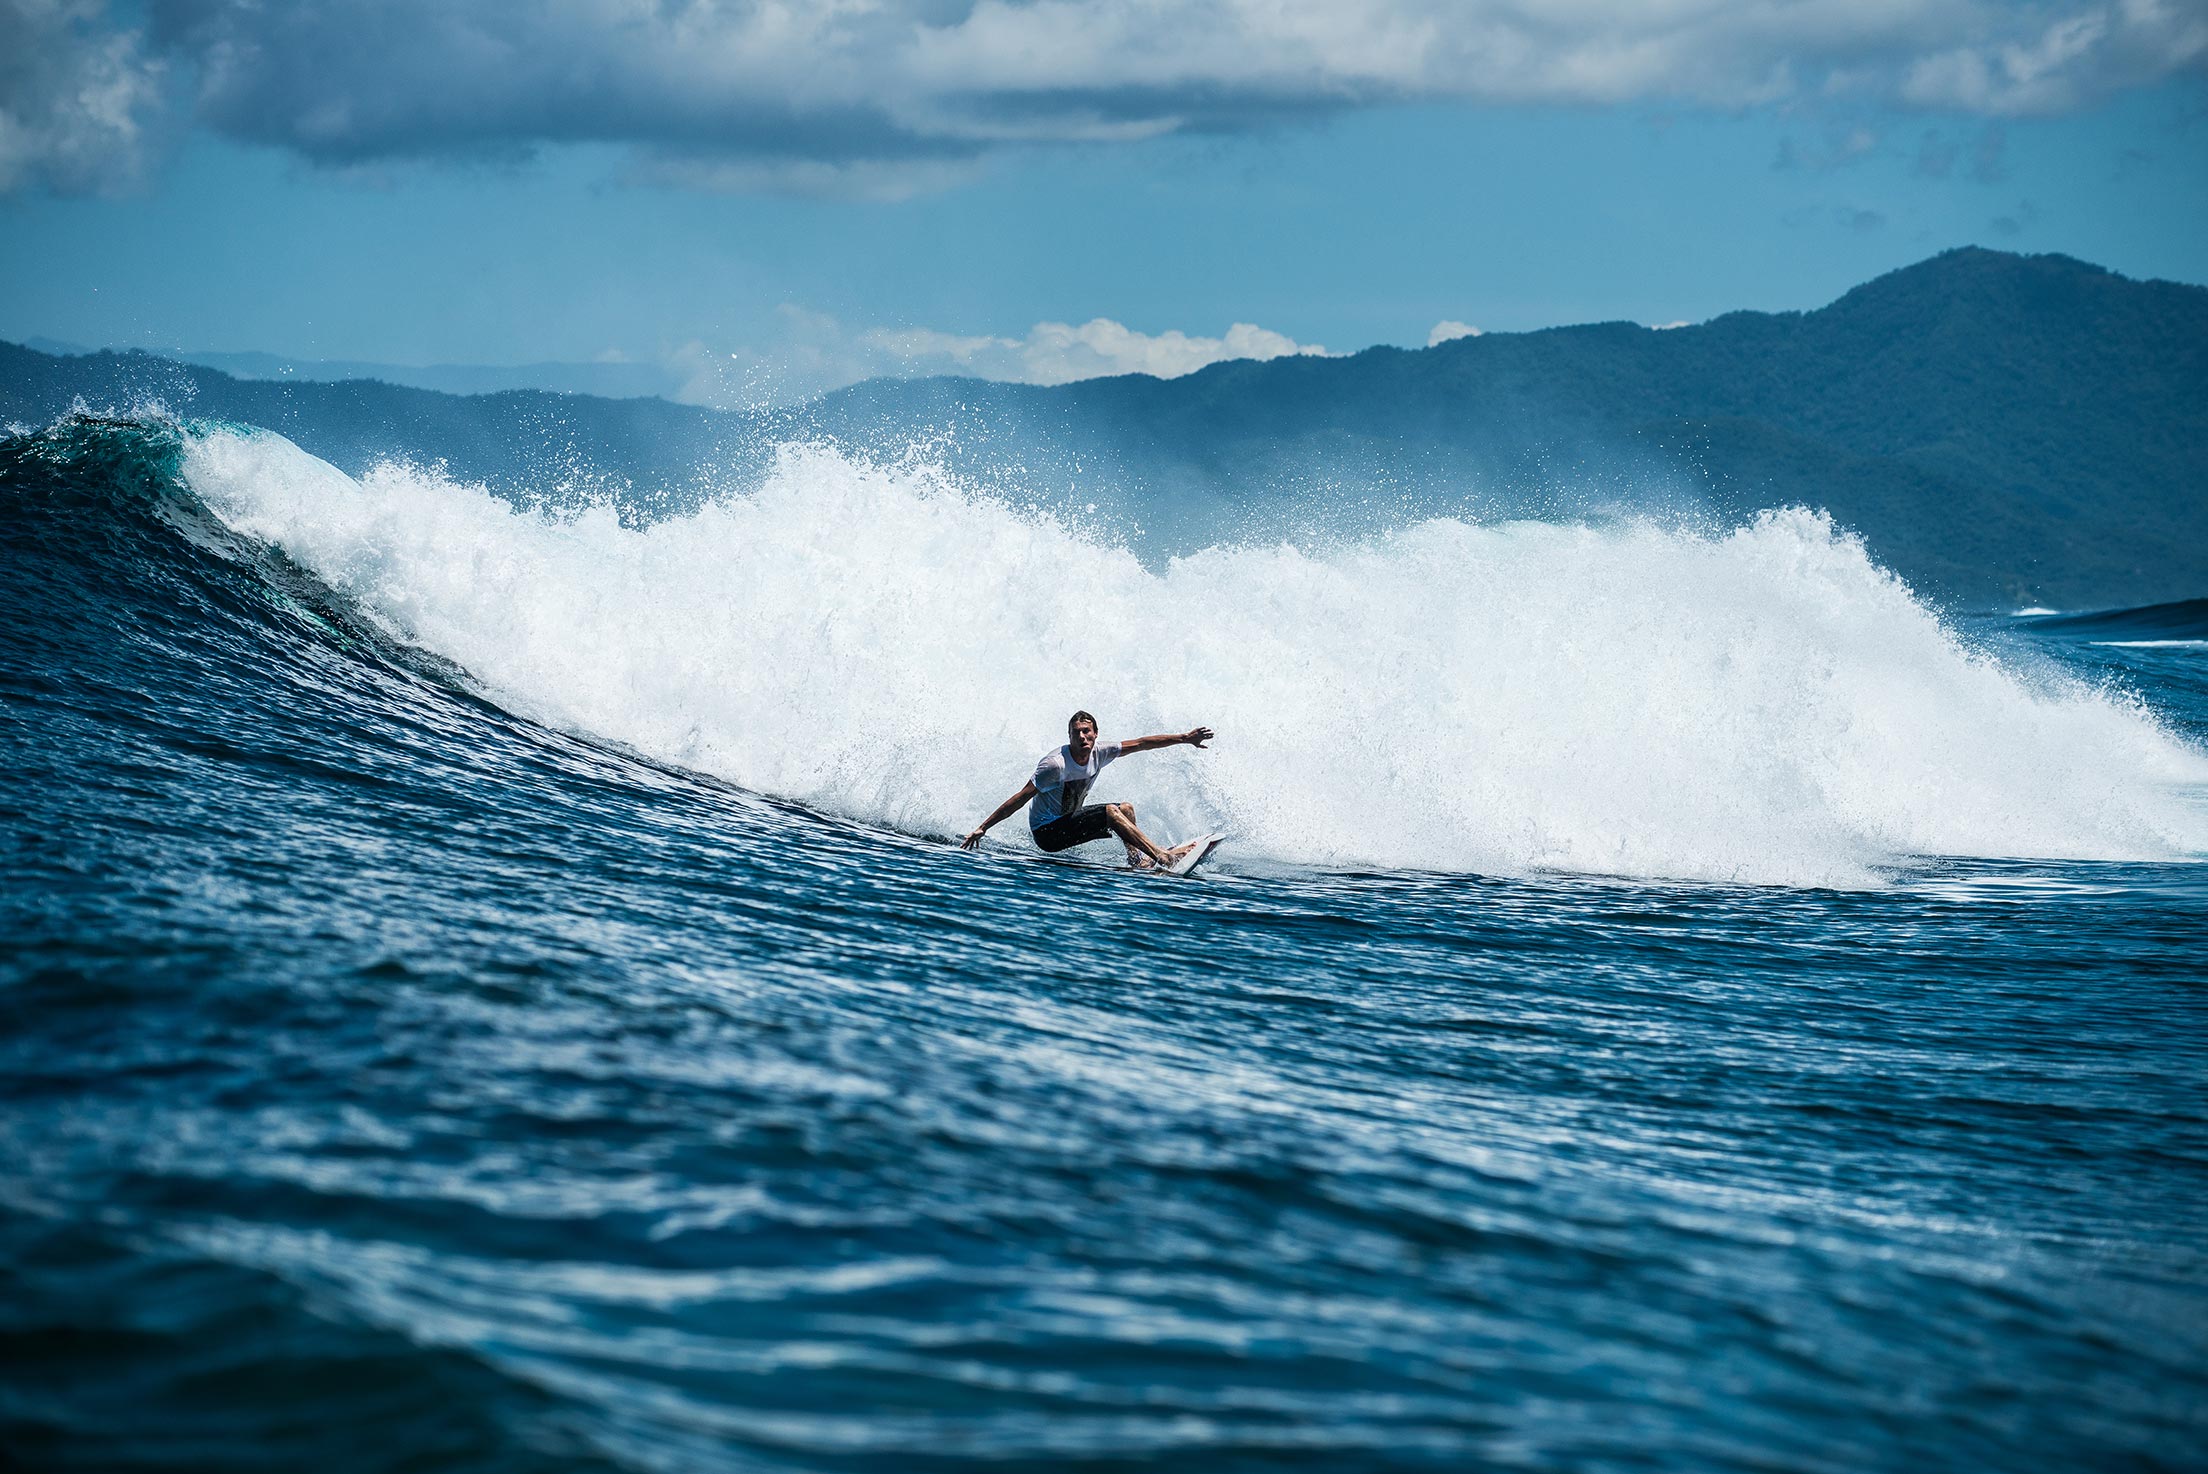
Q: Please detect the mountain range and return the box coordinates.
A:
[19,337,682,401]
[6,248,2202,609]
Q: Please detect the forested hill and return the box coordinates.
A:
[6,248,2204,608]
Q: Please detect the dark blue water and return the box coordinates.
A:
[3,416,2205,1472]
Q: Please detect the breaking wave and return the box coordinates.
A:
[167,423,2208,888]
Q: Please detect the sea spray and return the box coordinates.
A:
[178,425,2208,888]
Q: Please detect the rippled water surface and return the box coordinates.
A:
[3,418,2205,1472]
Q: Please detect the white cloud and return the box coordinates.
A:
[1427,321,1483,346]
[657,308,1331,408]
[1031,319,1330,383]
[865,317,1330,386]
[1900,2,2204,113]
[11,0,2204,196]
[0,0,168,194]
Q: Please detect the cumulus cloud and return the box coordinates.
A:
[0,0,167,193]
[652,307,1330,408]
[1900,3,2206,113]
[11,0,2206,195]
[865,317,1329,386]
[1427,321,1482,346]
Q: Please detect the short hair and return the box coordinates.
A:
[1067,709,1098,737]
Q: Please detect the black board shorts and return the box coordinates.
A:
[1031,805,1114,853]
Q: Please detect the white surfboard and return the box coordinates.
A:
[1165,833,1225,877]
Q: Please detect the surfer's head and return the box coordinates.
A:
[1067,711,1098,753]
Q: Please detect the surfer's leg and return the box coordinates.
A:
[1116,802,1151,866]
[1103,803,1173,869]
[1117,803,1198,869]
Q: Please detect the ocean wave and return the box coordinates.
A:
[2014,597,2208,642]
[161,421,2208,888]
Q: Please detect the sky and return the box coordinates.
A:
[3,0,2205,406]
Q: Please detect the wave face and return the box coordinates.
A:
[178,425,2206,888]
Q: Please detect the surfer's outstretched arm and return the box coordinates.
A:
[962,780,1037,850]
[1117,726,1215,757]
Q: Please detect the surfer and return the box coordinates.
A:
[962,711,1214,869]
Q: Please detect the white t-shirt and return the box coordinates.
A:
[1029,740,1123,828]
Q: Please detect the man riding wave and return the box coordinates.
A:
[962,711,1214,869]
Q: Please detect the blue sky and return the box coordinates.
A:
[3,2,2204,404]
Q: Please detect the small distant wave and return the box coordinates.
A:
[2014,597,2208,642]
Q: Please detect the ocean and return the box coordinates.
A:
[3,413,2204,1471]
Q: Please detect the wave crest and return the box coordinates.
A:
[177,426,2208,887]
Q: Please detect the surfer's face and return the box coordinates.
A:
[1069,719,1097,754]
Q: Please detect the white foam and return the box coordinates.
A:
[180,428,2208,889]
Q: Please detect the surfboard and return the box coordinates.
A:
[1165,833,1225,877]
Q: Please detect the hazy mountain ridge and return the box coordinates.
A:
[6,248,2203,607]
[22,337,683,401]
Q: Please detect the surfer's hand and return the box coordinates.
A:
[1184,726,1214,748]
[960,827,986,850]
